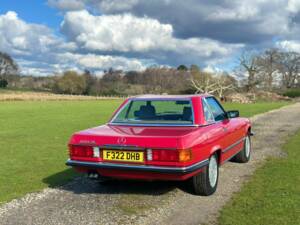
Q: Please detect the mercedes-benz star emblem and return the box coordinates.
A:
[117,137,126,144]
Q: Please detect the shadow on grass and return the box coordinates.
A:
[42,168,78,187]
[42,168,184,196]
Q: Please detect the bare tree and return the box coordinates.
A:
[238,52,260,92]
[214,75,236,98]
[277,51,300,88]
[190,71,235,97]
[0,52,18,76]
[140,67,190,94]
[256,49,280,90]
[190,76,218,94]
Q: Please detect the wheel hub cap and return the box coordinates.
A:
[245,136,250,158]
[209,156,218,187]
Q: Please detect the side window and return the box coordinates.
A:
[205,97,226,121]
[202,99,214,122]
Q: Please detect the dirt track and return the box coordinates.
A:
[1,102,300,225]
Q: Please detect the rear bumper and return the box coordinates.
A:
[66,159,209,174]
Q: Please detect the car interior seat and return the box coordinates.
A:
[137,102,156,119]
[182,107,192,121]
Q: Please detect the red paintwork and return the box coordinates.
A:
[68,95,251,181]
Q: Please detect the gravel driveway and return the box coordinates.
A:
[1,102,300,225]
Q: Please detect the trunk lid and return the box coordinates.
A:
[70,124,198,149]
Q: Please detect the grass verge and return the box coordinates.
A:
[218,130,300,225]
[0,100,290,204]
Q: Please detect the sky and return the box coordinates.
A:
[1,0,300,76]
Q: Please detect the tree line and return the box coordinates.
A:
[238,49,300,91]
[0,49,299,96]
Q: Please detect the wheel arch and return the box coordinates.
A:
[247,126,251,134]
[247,125,254,136]
[209,146,222,164]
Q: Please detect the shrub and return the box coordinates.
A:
[283,89,300,98]
[54,71,86,95]
[0,79,8,88]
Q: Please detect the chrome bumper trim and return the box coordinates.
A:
[66,159,209,174]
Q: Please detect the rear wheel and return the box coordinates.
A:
[190,154,219,196]
[232,135,251,163]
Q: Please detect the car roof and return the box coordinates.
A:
[129,94,212,100]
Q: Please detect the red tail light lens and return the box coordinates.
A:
[69,145,93,158]
[152,149,179,162]
[150,149,192,162]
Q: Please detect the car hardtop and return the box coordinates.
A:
[107,94,219,127]
[129,94,212,101]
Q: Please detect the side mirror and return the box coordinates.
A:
[227,110,239,118]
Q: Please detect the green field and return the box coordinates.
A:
[219,130,300,225]
[0,100,289,204]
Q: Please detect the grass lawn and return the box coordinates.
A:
[223,101,290,117]
[218,130,300,225]
[0,100,290,204]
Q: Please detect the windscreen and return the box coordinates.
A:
[111,100,194,125]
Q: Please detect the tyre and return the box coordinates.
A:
[190,154,219,196]
[232,135,251,163]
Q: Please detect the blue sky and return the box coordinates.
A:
[0,0,300,76]
[0,1,61,29]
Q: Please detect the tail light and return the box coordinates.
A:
[179,149,192,162]
[152,149,179,162]
[149,149,192,162]
[69,145,94,158]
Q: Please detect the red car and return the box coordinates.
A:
[66,95,252,195]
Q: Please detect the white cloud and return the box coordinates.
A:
[48,0,139,12]
[8,0,300,77]
[61,10,173,52]
[61,10,242,59]
[207,2,260,21]
[287,0,300,13]
[98,0,139,13]
[60,0,300,46]
[56,52,147,71]
[18,53,147,76]
[48,0,85,11]
[0,11,74,56]
[276,40,300,52]
[0,11,148,75]
[176,37,243,57]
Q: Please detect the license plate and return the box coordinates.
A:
[102,150,144,163]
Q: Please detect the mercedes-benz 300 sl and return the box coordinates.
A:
[66,95,252,195]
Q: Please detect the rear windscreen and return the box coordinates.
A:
[111,100,194,125]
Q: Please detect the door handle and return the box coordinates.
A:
[223,127,228,132]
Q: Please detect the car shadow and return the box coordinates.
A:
[43,168,181,196]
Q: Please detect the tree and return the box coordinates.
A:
[82,69,96,95]
[189,65,216,94]
[140,67,190,94]
[190,72,235,97]
[55,71,86,95]
[238,52,260,91]
[0,52,18,76]
[124,71,141,84]
[214,74,236,98]
[100,69,126,95]
[277,51,300,89]
[256,49,280,90]
[0,79,8,88]
[177,65,188,71]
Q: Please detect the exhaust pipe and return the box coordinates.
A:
[87,171,111,183]
[88,172,99,179]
